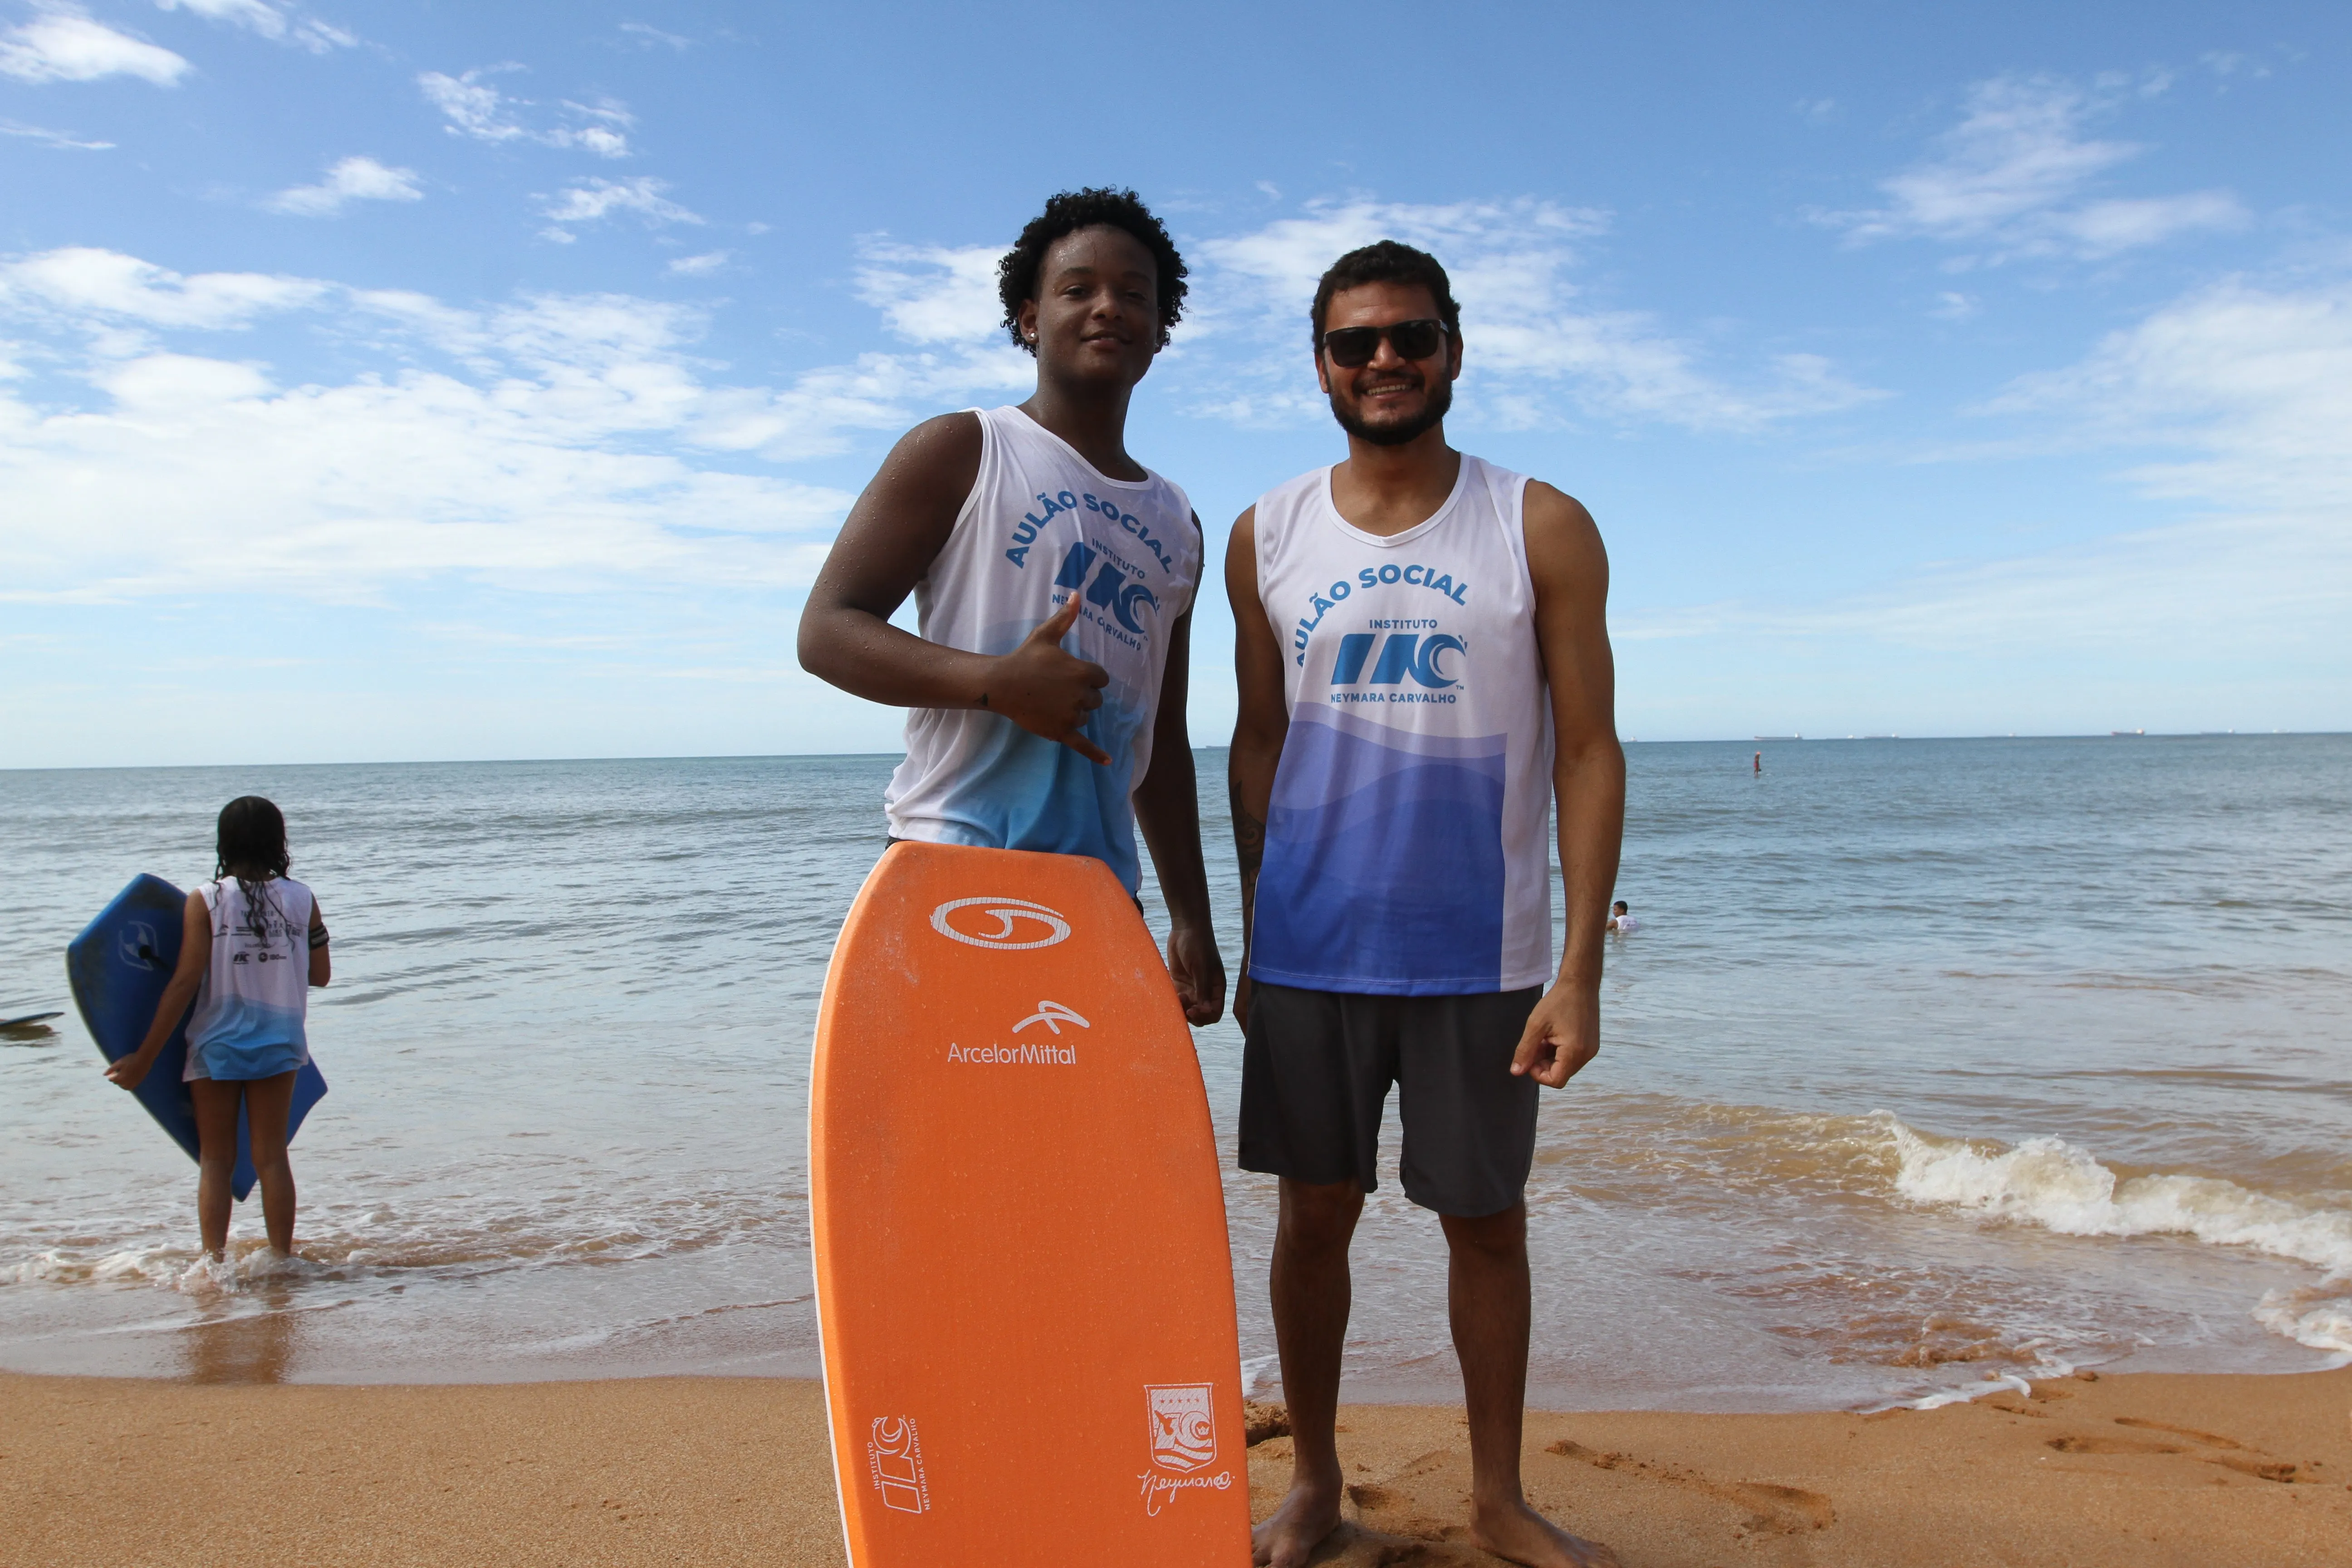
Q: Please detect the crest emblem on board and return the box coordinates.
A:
[1145,1383,1217,1473]
[929,896,1072,951]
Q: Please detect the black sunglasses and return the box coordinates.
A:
[1319,318,1450,369]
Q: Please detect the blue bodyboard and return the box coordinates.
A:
[66,874,328,1203]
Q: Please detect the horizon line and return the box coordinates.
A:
[5,730,2346,775]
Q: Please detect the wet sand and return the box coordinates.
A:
[4,1368,2347,1566]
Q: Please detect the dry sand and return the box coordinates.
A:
[4,1368,2347,1566]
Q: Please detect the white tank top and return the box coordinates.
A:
[883,406,1202,892]
[1250,456,1555,994]
[186,875,314,1077]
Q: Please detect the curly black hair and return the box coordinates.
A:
[1310,240,1462,348]
[997,188,1188,353]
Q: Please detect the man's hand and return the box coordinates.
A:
[1232,971,1254,1032]
[1166,921,1227,1026]
[104,1051,154,1091]
[985,596,1112,764]
[1509,981,1600,1088]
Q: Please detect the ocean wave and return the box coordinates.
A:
[2252,1286,2352,1361]
[1884,1121,2352,1282]
[12,1240,326,1293]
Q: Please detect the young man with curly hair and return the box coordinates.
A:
[800,188,1225,1023]
[1228,240,1626,1568]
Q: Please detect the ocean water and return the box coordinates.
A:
[1,737,2347,1410]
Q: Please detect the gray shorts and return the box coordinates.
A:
[1238,980,1541,1217]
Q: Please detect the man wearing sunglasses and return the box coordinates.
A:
[1227,241,1624,1568]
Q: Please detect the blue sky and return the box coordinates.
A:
[2,0,2346,766]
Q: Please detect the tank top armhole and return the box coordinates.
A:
[942,407,998,548]
[1250,490,1269,605]
[1500,466,1537,592]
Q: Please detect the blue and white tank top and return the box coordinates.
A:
[1250,456,1555,995]
[185,875,314,1080]
[882,406,1202,892]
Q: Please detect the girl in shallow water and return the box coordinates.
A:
[105,796,329,1263]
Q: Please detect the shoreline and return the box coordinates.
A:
[7,1367,2346,1565]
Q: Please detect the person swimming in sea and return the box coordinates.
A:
[1607,900,1639,934]
[103,796,329,1263]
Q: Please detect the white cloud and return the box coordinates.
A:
[1617,510,2350,673]
[419,68,521,141]
[420,70,633,157]
[539,176,701,240]
[666,250,732,277]
[267,155,423,216]
[553,100,632,157]
[1625,274,2352,661]
[1823,74,2244,261]
[0,246,326,328]
[155,0,354,52]
[0,247,1038,602]
[618,22,688,50]
[0,5,189,84]
[1984,275,2352,510]
[2049,192,2247,258]
[855,242,1004,343]
[1190,198,1881,431]
[0,116,111,149]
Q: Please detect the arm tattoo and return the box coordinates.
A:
[1230,782,1265,882]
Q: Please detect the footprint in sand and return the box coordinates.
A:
[2111,1417,2245,1450]
[1543,1439,1836,1533]
[2046,1434,2182,1455]
[2041,1421,2306,1483]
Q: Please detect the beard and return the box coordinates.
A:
[1330,371,1452,447]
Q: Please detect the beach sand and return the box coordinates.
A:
[4,1368,2347,1566]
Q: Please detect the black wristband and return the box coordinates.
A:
[308,926,330,950]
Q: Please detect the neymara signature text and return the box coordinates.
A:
[1138,1468,1235,1517]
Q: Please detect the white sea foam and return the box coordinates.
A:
[14,1241,327,1294]
[1879,1116,2352,1357]
[1885,1121,2352,1279]
[13,1245,190,1288]
[1909,1370,2034,1411]
[2252,1288,2352,1362]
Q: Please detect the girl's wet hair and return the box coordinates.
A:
[216,796,292,941]
[216,796,291,882]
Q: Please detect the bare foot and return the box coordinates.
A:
[1253,1475,1343,1568]
[1472,1496,1622,1568]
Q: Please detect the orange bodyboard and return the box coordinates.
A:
[810,843,1250,1566]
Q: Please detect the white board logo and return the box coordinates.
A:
[1138,1383,1233,1516]
[867,1416,929,1515]
[1013,1000,1089,1034]
[1145,1383,1216,1472]
[120,921,161,970]
[929,897,1072,951]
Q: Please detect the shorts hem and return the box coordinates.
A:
[1397,1181,1528,1219]
[1236,1147,1375,1193]
[1246,967,1526,996]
